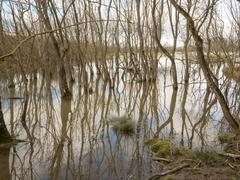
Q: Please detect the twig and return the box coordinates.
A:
[227,163,235,169]
[147,164,190,180]
[7,97,24,100]
[152,157,173,163]
[194,160,201,168]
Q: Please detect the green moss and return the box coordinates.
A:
[178,148,220,164]
[145,137,223,166]
[163,175,175,180]
[194,150,221,165]
[178,148,197,159]
[144,138,159,146]
[145,138,171,157]
[108,115,135,135]
[145,138,222,165]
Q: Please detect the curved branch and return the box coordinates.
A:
[169,0,239,130]
[0,19,130,61]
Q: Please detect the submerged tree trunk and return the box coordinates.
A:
[0,147,11,180]
[50,97,71,180]
[152,0,178,136]
[0,1,3,42]
[0,97,11,143]
[169,0,239,131]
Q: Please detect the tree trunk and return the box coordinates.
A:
[36,0,71,98]
[169,0,239,131]
[0,97,11,143]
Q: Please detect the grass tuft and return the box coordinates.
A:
[108,115,135,135]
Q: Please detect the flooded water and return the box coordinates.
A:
[0,59,239,180]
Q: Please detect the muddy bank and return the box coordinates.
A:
[145,138,240,180]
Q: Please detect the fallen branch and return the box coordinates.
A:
[152,157,172,163]
[227,163,235,169]
[147,164,190,180]
[218,153,240,159]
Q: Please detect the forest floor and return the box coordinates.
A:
[170,165,238,180]
[145,137,240,180]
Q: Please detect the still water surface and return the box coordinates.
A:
[0,60,238,180]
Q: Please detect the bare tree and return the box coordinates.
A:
[169,0,239,130]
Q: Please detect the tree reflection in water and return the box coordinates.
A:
[0,61,239,180]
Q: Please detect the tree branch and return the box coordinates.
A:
[0,19,130,61]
